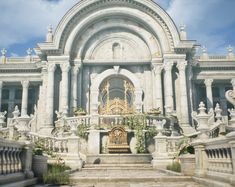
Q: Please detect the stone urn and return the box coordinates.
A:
[179,154,195,176]
[32,155,48,179]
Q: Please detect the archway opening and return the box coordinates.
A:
[99,76,135,115]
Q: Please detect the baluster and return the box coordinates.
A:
[8,147,13,174]
[16,148,22,172]
[0,147,3,174]
[12,148,16,173]
[2,147,7,174]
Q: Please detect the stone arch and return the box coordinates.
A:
[90,68,142,114]
[37,0,182,56]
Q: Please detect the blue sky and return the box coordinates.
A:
[0,0,234,57]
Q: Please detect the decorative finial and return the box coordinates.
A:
[227,45,234,59]
[227,45,233,53]
[48,24,53,34]
[179,24,185,31]
[46,24,53,42]
[198,101,206,115]
[1,48,7,56]
[201,46,208,60]
[26,48,32,56]
[179,24,187,40]
[202,46,207,53]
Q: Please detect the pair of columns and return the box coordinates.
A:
[153,60,189,126]
[0,80,29,117]
[45,63,81,126]
[204,78,235,111]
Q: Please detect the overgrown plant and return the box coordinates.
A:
[76,123,89,140]
[166,161,181,172]
[126,114,147,153]
[177,136,195,156]
[43,163,70,185]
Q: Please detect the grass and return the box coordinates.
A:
[43,163,71,185]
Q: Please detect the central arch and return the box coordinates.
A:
[90,68,142,115]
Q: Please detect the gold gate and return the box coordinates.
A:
[99,78,135,115]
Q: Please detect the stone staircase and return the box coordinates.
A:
[69,154,206,187]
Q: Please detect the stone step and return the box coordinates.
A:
[2,178,37,187]
[86,154,152,165]
[83,163,153,170]
[193,176,234,187]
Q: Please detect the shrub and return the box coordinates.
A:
[43,163,70,185]
[166,161,181,172]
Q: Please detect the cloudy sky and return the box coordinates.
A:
[0,0,234,57]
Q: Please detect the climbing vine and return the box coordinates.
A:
[126,114,157,153]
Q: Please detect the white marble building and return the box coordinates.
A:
[0,0,235,136]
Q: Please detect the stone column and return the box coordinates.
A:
[231,78,235,91]
[60,64,71,114]
[153,64,163,113]
[164,62,174,113]
[71,64,81,111]
[177,61,191,129]
[0,81,3,111]
[204,79,213,110]
[21,80,29,117]
[46,63,56,126]
[8,88,15,118]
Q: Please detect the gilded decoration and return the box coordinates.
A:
[107,126,129,153]
[99,78,135,115]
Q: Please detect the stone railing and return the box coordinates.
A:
[192,132,235,185]
[0,138,34,184]
[29,132,69,154]
[195,55,235,61]
[28,132,82,170]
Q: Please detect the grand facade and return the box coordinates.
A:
[0,1,235,139]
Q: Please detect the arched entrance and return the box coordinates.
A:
[90,68,142,115]
[99,76,135,115]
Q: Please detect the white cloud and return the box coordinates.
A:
[166,0,235,54]
[0,0,78,48]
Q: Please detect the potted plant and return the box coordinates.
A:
[147,108,161,115]
[74,107,86,116]
[177,137,195,176]
[32,140,48,180]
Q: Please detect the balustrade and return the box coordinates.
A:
[0,139,24,175]
[29,133,68,154]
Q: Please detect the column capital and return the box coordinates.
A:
[21,80,29,89]
[61,63,71,73]
[204,79,213,87]
[152,64,163,75]
[47,63,56,72]
[231,78,235,87]
[73,64,82,74]
[163,62,174,71]
[177,61,187,71]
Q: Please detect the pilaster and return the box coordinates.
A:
[0,81,3,111]
[60,63,71,115]
[152,64,163,113]
[177,61,194,134]
[45,63,56,128]
[163,61,174,113]
[71,64,81,112]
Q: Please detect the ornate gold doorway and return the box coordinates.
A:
[99,76,135,115]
